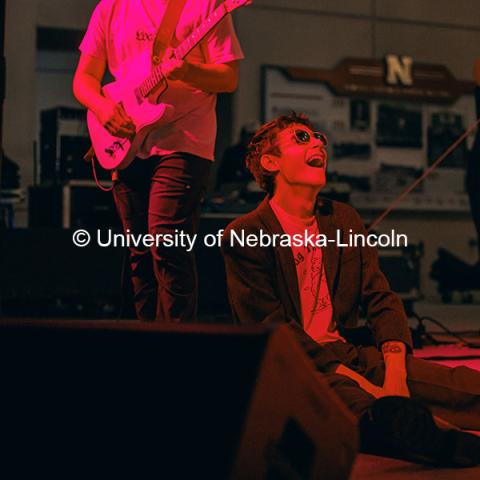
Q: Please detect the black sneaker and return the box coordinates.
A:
[360,396,480,467]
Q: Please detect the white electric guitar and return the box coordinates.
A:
[87,0,251,170]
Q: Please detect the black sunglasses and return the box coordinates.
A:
[294,129,328,147]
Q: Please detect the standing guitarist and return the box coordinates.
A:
[73,0,243,322]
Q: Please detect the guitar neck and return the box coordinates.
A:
[139,3,229,97]
[174,4,229,60]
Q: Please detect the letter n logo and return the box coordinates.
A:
[385,54,413,86]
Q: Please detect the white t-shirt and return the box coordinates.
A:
[270,200,345,344]
[79,0,244,160]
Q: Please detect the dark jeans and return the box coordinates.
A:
[113,153,211,322]
[321,341,480,429]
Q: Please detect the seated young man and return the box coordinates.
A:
[221,112,480,466]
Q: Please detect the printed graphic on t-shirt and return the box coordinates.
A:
[294,252,304,266]
[135,30,155,42]
[295,244,331,316]
[310,252,322,297]
[269,199,344,343]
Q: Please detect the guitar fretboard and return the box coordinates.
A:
[138,3,228,98]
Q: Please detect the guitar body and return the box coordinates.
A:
[87,51,173,170]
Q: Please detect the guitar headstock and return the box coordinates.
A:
[225,0,252,14]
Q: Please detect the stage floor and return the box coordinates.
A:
[351,453,480,480]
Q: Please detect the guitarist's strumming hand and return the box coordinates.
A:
[96,97,136,139]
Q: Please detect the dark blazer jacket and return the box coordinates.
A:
[221,196,413,372]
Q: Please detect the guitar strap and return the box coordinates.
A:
[151,0,188,66]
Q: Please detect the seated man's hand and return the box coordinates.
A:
[335,364,387,399]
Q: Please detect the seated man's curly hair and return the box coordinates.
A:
[245,112,314,196]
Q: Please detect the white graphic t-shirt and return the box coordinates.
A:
[79,0,244,160]
[270,200,345,344]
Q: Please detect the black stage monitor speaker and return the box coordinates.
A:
[28,183,119,229]
[0,321,358,479]
[39,107,110,183]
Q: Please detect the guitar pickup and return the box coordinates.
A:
[134,88,144,105]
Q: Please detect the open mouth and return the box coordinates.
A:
[306,154,325,168]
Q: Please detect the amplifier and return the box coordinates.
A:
[40,106,110,182]
[28,181,119,229]
[378,243,423,301]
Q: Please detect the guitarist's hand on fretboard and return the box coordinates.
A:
[97,97,136,139]
[161,48,189,82]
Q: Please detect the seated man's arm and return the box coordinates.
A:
[334,343,409,398]
[335,364,387,399]
[381,340,410,397]
[347,209,413,349]
[221,226,340,373]
[349,208,412,396]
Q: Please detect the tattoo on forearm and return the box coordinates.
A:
[382,341,404,354]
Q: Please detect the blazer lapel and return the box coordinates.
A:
[257,198,302,323]
[316,198,340,300]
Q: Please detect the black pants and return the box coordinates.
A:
[321,341,480,429]
[113,153,211,322]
